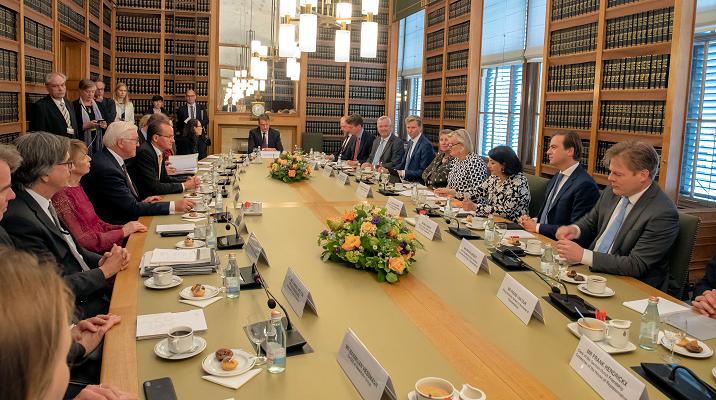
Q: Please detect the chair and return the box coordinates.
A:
[525,173,550,217]
[667,212,700,300]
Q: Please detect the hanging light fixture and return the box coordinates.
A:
[360,0,378,58]
[298,0,317,52]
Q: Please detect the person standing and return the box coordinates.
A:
[112,82,135,123]
[72,79,107,155]
[175,89,208,134]
[29,72,80,137]
[93,80,116,124]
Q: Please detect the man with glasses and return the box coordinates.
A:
[28,72,80,137]
[129,119,199,198]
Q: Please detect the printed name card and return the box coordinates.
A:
[245,232,270,266]
[242,201,262,215]
[337,171,350,185]
[260,150,280,159]
[324,165,335,177]
[496,274,545,325]
[455,239,489,274]
[570,336,647,400]
[281,267,317,318]
[385,198,407,217]
[415,216,441,240]
[337,329,397,400]
[233,190,241,203]
[356,182,373,199]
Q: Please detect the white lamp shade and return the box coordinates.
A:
[360,21,378,58]
[259,80,266,91]
[227,82,233,88]
[240,69,247,78]
[231,77,238,83]
[298,13,317,52]
[279,0,296,17]
[250,56,261,78]
[279,24,296,57]
[300,0,317,7]
[334,30,350,62]
[335,2,352,24]
[286,57,297,78]
[256,61,268,80]
[362,0,379,15]
[290,61,301,81]
[234,70,240,77]
[290,42,301,58]
[251,40,261,53]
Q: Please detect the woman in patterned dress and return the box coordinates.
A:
[422,129,454,188]
[433,129,489,199]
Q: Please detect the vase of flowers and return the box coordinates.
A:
[269,151,312,183]
[318,204,423,283]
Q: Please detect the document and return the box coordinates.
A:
[496,229,535,239]
[150,249,199,264]
[168,154,198,174]
[155,223,195,233]
[622,297,689,315]
[136,309,208,339]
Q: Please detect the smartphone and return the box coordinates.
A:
[143,377,177,400]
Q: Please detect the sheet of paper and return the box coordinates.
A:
[496,229,535,239]
[168,154,198,173]
[136,309,208,339]
[155,223,195,233]
[660,309,716,341]
[150,249,198,264]
[622,297,690,315]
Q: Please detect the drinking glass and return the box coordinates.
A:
[660,320,681,363]
[216,262,226,293]
[379,171,389,190]
[492,222,507,249]
[247,313,268,365]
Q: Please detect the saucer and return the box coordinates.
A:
[175,239,206,249]
[658,331,713,358]
[144,275,183,289]
[524,248,544,256]
[180,285,219,300]
[408,390,458,400]
[712,367,716,379]
[566,322,637,354]
[577,284,615,297]
[182,212,206,219]
[201,348,255,377]
[154,336,207,360]
[559,271,588,284]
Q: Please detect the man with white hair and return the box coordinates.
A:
[29,72,80,137]
[82,121,195,225]
[362,116,404,169]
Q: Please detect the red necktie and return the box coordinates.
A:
[352,136,361,161]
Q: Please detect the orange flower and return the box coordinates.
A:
[278,158,287,165]
[341,234,361,251]
[360,221,376,235]
[406,232,416,241]
[387,228,397,238]
[307,165,313,173]
[388,257,406,274]
[342,211,357,222]
[288,169,296,177]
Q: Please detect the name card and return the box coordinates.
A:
[496,274,544,325]
[337,171,350,185]
[245,232,270,266]
[233,190,241,203]
[260,150,280,159]
[337,329,397,400]
[356,182,373,199]
[570,336,647,400]
[415,216,441,240]
[324,165,335,177]
[281,267,317,318]
[385,198,407,217]
[242,201,262,215]
[455,239,489,274]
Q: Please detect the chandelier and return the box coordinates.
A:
[278,0,380,63]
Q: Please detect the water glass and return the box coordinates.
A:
[247,313,268,366]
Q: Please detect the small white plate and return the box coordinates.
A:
[524,248,544,256]
[404,217,417,226]
[175,239,206,249]
[180,285,219,300]
[201,349,255,377]
[182,212,206,219]
[658,331,713,359]
[577,284,615,297]
[559,271,588,284]
[566,322,637,354]
[501,239,526,249]
[144,275,183,289]
[407,390,458,400]
[712,367,716,379]
[154,336,207,360]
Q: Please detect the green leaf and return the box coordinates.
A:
[377,269,386,282]
[321,251,331,262]
[386,272,398,283]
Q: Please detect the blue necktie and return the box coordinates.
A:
[372,139,387,166]
[539,173,563,224]
[405,140,414,167]
[595,197,630,254]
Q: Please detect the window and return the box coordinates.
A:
[681,32,716,203]
[395,10,424,134]
[479,64,523,156]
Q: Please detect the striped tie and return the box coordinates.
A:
[58,101,73,132]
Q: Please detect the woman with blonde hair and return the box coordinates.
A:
[434,129,488,199]
[113,82,135,123]
[422,129,454,188]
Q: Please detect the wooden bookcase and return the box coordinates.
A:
[536,0,696,201]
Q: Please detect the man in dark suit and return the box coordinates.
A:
[128,119,199,199]
[556,141,679,290]
[693,252,716,318]
[331,116,355,161]
[342,114,375,166]
[519,131,599,242]
[393,115,435,183]
[1,132,127,318]
[247,113,284,153]
[175,89,208,133]
[362,115,404,169]
[82,121,195,225]
[222,97,237,112]
[94,80,116,123]
[28,72,80,137]
[0,144,21,247]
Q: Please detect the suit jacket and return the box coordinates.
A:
[96,98,117,123]
[176,134,211,160]
[396,134,435,182]
[0,225,12,247]
[128,142,184,198]
[333,135,355,161]
[574,182,679,290]
[1,188,108,318]
[82,147,170,225]
[367,134,404,168]
[345,129,375,164]
[537,164,600,242]
[175,103,208,133]
[222,104,237,112]
[138,128,148,145]
[29,95,80,137]
[247,127,284,153]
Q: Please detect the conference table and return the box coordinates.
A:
[102,158,716,399]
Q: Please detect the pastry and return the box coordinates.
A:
[684,340,703,353]
[466,215,473,223]
[190,284,205,297]
[215,348,233,361]
[507,237,521,246]
[184,237,194,247]
[221,357,238,371]
[566,270,585,281]
[189,211,198,217]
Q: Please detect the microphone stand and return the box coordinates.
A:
[253,268,308,352]
[217,213,244,250]
[444,215,480,240]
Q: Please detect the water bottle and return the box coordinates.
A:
[224,253,240,299]
[411,184,419,204]
[638,296,660,350]
[337,155,342,168]
[205,215,217,249]
[540,244,555,276]
[484,215,496,248]
[214,189,224,214]
[266,310,287,373]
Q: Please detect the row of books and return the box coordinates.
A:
[593,141,616,175]
[546,62,596,92]
[602,54,670,90]
[166,16,210,36]
[447,49,468,70]
[164,40,209,56]
[307,64,345,80]
[306,102,344,117]
[424,102,441,119]
[350,48,387,63]
[349,67,386,82]
[448,0,470,19]
[426,55,443,73]
[445,75,468,94]
[118,78,161,95]
[90,0,100,18]
[90,48,99,67]
[425,78,442,96]
[426,29,445,52]
[305,121,340,134]
[447,21,470,45]
[0,92,18,123]
[103,30,111,49]
[424,125,440,145]
[0,49,17,81]
[604,7,673,49]
[116,36,161,53]
[25,0,52,18]
[428,8,445,27]
[607,0,639,7]
[167,60,209,76]
[103,6,112,26]
[116,57,160,74]
[117,0,162,8]
[599,100,665,134]
[58,2,85,35]
[443,101,466,120]
[25,55,51,85]
[103,53,111,71]
[348,86,385,100]
[117,15,161,33]
[24,18,52,52]
[71,0,83,9]
[544,101,593,130]
[549,22,597,56]
[166,81,208,96]
[89,22,99,42]
[347,104,384,119]
[117,0,210,11]
[0,6,15,41]
[307,83,345,99]
[351,28,389,46]
[550,0,598,22]
[308,45,336,61]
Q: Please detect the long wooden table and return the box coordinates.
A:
[102,160,716,399]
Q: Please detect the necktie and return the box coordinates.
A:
[595,197,630,254]
[190,105,195,119]
[406,139,415,166]
[157,153,163,179]
[58,101,72,131]
[263,132,268,148]
[539,173,564,224]
[121,163,139,199]
[372,139,387,166]
[48,203,90,271]
[352,135,361,161]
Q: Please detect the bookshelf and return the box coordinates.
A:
[536,0,696,200]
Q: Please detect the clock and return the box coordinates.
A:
[251,102,265,118]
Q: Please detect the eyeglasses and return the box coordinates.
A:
[447,142,463,148]
[57,161,74,169]
[122,137,140,143]
[159,134,175,139]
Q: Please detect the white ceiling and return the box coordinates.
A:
[219,0,276,66]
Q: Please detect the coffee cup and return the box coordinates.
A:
[577,317,607,342]
[167,326,194,354]
[153,266,173,286]
[526,239,541,254]
[471,217,486,229]
[607,319,632,349]
[415,377,455,400]
[586,275,607,294]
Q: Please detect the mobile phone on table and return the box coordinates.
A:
[143,377,177,400]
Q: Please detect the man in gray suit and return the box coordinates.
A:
[362,116,404,170]
[555,140,678,290]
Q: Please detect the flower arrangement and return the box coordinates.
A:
[318,204,423,283]
[269,152,312,183]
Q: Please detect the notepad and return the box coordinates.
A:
[168,154,198,174]
[150,249,199,264]
[155,223,195,233]
[136,309,208,339]
[497,229,535,239]
[622,297,690,315]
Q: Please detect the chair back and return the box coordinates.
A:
[667,212,700,300]
[525,173,550,217]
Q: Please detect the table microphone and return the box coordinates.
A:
[444,215,480,239]
[252,268,308,351]
[217,212,244,250]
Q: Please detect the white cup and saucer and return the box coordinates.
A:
[409,377,486,400]
[144,267,182,289]
[524,239,543,256]
[154,326,207,360]
[469,217,486,230]
[577,275,615,297]
[572,318,636,353]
